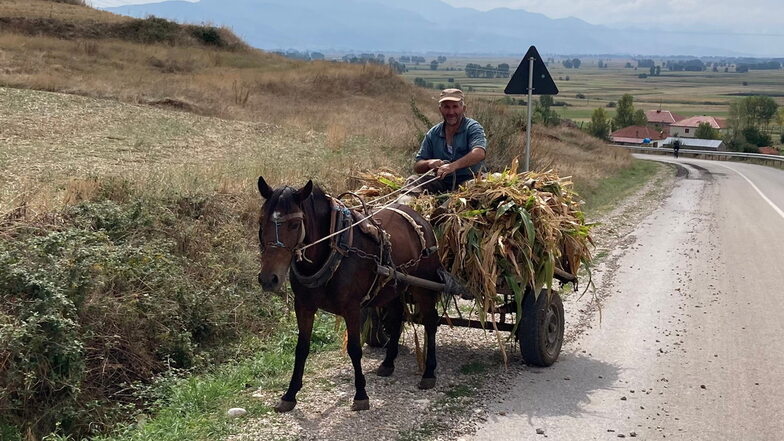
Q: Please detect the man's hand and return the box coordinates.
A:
[428,159,446,170]
[436,162,457,179]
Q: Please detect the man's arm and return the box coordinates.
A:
[435,147,485,179]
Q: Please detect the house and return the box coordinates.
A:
[758,147,780,155]
[669,116,728,138]
[661,137,726,151]
[610,125,665,146]
[645,109,684,136]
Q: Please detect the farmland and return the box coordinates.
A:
[401,56,784,125]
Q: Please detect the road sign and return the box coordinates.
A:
[504,45,558,95]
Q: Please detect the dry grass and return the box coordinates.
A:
[0,0,125,22]
[0,0,631,216]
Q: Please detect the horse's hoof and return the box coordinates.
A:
[274,399,296,413]
[376,364,395,377]
[418,377,437,390]
[351,399,370,411]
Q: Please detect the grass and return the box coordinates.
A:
[78,313,340,441]
[581,159,662,216]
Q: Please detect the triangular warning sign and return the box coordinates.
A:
[504,46,558,95]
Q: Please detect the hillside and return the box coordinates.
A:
[0,2,637,440]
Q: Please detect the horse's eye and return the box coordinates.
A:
[288,221,299,230]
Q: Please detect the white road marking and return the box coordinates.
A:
[713,162,784,220]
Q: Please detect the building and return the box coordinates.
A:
[661,137,726,151]
[669,116,728,138]
[610,125,665,146]
[645,109,684,136]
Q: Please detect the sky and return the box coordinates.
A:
[89,0,781,36]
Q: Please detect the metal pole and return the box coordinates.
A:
[525,56,534,172]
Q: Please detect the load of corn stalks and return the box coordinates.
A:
[353,160,592,306]
[431,159,592,325]
[352,161,592,363]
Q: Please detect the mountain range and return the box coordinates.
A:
[103,0,783,57]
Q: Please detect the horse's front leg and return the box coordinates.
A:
[345,308,370,410]
[275,302,316,413]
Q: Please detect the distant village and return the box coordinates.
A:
[610,111,730,152]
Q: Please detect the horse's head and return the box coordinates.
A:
[257,176,313,292]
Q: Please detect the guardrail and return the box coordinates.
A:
[612,145,784,168]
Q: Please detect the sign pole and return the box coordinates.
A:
[525,55,534,172]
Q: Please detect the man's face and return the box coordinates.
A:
[439,100,465,127]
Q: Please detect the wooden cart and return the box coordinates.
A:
[363,266,576,367]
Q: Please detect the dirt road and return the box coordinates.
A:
[471,155,784,440]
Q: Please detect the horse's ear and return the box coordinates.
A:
[258,176,273,200]
[295,180,313,202]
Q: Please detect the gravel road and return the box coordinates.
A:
[472,155,784,440]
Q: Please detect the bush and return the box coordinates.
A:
[0,182,274,439]
[742,126,772,147]
[190,26,224,47]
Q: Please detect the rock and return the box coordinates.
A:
[536,428,545,435]
[621,396,627,401]
[227,407,248,418]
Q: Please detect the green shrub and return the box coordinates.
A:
[190,26,223,47]
[0,182,272,440]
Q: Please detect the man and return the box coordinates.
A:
[408,88,487,194]
[673,138,681,158]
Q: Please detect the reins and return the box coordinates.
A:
[293,171,441,258]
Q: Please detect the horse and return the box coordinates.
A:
[256,176,443,412]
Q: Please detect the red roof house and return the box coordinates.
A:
[611,125,665,145]
[645,109,685,136]
[670,116,728,138]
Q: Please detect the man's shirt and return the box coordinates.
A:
[416,117,487,183]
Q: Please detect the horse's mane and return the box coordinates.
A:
[263,183,331,223]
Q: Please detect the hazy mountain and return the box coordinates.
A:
[103,0,781,56]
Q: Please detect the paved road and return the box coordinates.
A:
[470,155,784,440]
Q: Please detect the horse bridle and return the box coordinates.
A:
[261,211,306,253]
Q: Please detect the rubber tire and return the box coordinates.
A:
[361,307,388,348]
[518,288,564,367]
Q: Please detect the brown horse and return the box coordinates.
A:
[256,177,443,412]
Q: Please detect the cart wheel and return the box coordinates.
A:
[361,307,388,348]
[518,288,564,367]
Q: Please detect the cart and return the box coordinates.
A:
[363,265,576,367]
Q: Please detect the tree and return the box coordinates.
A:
[729,95,779,130]
[563,59,574,69]
[598,60,604,68]
[497,63,510,78]
[588,108,611,140]
[484,64,496,78]
[430,60,439,70]
[695,122,719,139]
[535,95,560,126]
[741,127,772,147]
[655,66,661,76]
[613,94,636,129]
[633,109,647,126]
[572,58,581,69]
[650,66,656,76]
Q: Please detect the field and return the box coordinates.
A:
[401,56,784,125]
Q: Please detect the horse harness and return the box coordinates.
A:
[287,197,431,307]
